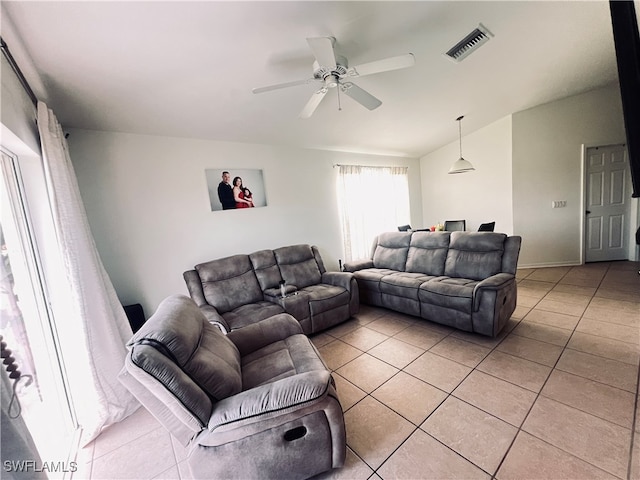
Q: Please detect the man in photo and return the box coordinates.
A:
[217,171,235,210]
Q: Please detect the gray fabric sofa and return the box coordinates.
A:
[184,244,359,334]
[119,295,346,480]
[343,231,521,337]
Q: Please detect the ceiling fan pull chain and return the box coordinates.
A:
[337,83,342,111]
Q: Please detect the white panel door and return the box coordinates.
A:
[585,145,630,262]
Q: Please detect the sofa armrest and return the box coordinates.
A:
[321,271,355,290]
[342,259,374,272]
[183,269,206,303]
[199,305,230,334]
[473,273,516,311]
[227,314,303,356]
[475,272,515,290]
[204,370,331,435]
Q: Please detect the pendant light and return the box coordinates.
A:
[448,115,475,174]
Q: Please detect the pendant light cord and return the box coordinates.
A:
[457,115,464,158]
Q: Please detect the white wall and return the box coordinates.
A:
[68,129,422,316]
[419,116,513,234]
[420,85,630,268]
[512,84,628,267]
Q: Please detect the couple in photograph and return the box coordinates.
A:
[217,171,254,210]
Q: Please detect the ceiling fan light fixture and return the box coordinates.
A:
[324,75,339,88]
[448,115,475,174]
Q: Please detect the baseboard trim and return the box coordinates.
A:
[517,261,582,269]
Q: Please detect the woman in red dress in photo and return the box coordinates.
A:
[233,177,254,208]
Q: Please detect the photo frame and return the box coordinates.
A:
[205,168,267,211]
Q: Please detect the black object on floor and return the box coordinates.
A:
[124,304,146,333]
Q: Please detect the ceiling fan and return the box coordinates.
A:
[252,37,415,119]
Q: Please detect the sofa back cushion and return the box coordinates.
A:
[372,232,411,271]
[195,254,264,313]
[406,232,451,275]
[274,244,322,289]
[444,232,507,281]
[502,236,522,275]
[128,295,242,419]
[249,249,282,290]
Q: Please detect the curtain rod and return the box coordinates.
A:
[1,37,38,106]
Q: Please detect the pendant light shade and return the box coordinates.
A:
[448,115,475,174]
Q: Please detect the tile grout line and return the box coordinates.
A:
[344,269,546,477]
[491,265,590,478]
[325,263,637,479]
[627,361,640,480]
[333,320,470,477]
[496,262,636,480]
[348,310,518,477]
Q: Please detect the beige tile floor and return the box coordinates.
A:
[74,262,640,479]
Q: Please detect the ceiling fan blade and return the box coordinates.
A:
[306,37,337,69]
[349,53,415,77]
[252,77,316,94]
[341,82,382,110]
[299,88,328,119]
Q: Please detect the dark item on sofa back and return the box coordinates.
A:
[478,221,496,232]
[444,220,466,232]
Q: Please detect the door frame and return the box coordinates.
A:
[580,142,640,263]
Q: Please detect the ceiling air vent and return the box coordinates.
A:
[444,23,493,63]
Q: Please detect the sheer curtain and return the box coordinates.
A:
[337,165,410,262]
[37,102,139,444]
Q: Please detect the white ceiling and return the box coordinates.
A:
[3,1,620,158]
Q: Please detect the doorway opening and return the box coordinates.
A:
[1,147,79,477]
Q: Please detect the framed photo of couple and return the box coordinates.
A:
[205,168,268,212]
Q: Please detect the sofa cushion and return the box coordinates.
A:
[372,232,411,271]
[444,232,506,281]
[222,301,285,331]
[405,232,451,276]
[302,284,351,315]
[241,335,327,390]
[380,272,439,300]
[129,295,242,403]
[249,249,282,291]
[353,268,399,293]
[196,255,264,313]
[274,245,322,289]
[418,277,480,314]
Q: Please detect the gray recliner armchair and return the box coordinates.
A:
[118,295,346,479]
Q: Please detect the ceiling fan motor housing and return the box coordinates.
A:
[312,55,348,84]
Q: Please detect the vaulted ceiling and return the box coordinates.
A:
[2,1,623,157]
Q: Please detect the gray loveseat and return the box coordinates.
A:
[344,231,521,337]
[119,295,346,479]
[184,244,359,334]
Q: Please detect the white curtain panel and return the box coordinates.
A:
[337,165,410,262]
[37,102,139,444]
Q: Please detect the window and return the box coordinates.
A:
[336,165,410,262]
[1,148,78,475]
